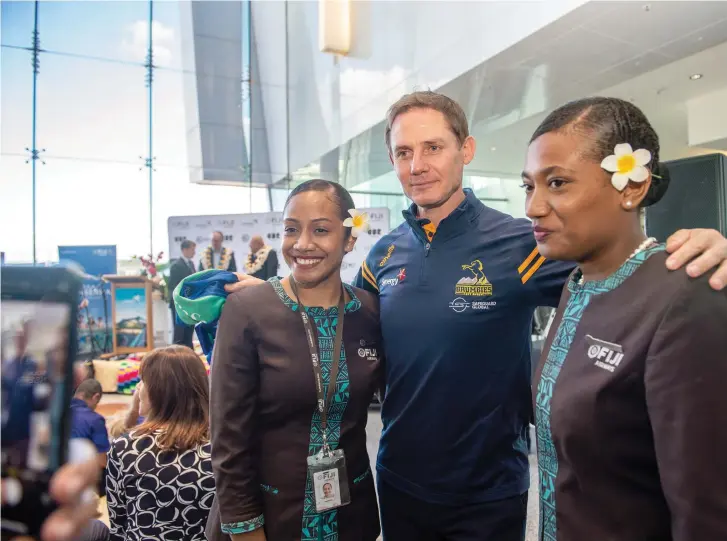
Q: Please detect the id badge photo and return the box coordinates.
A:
[307,449,351,513]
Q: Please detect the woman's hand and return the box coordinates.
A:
[666,228,727,290]
[224,273,265,294]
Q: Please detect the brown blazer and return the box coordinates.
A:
[207,279,382,541]
[533,250,727,540]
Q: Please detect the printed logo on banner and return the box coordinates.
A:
[223,234,234,242]
[171,220,190,230]
[368,212,385,222]
[173,236,187,243]
[195,220,212,229]
[218,219,235,229]
[266,233,281,240]
[265,215,283,225]
[196,236,207,244]
[242,234,250,243]
[367,228,383,236]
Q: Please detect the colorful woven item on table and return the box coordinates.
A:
[117,361,141,395]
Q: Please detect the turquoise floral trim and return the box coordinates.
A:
[260,483,279,495]
[221,514,265,534]
[353,468,371,485]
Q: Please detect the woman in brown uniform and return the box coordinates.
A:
[521,97,727,540]
[207,179,382,541]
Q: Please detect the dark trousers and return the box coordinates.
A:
[171,306,194,348]
[378,478,527,541]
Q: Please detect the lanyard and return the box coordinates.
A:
[290,279,345,452]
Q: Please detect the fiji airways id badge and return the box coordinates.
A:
[307,448,351,513]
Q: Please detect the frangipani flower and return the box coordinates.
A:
[601,143,652,191]
[343,209,369,238]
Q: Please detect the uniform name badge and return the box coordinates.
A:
[307,448,351,513]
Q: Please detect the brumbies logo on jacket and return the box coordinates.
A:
[455,260,493,296]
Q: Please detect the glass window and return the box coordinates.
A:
[1,1,36,48]
[37,54,147,164]
[35,159,150,262]
[36,1,150,65]
[0,156,33,263]
[1,47,34,156]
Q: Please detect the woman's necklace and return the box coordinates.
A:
[577,237,657,285]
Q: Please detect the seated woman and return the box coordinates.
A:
[106,346,214,540]
[522,97,727,540]
[207,179,382,541]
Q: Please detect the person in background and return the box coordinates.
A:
[199,231,237,272]
[168,240,197,348]
[70,378,109,495]
[207,179,382,541]
[243,235,278,281]
[524,97,727,540]
[106,346,214,541]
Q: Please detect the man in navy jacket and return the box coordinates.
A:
[353,91,727,540]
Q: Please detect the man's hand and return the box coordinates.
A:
[224,272,265,294]
[665,228,727,290]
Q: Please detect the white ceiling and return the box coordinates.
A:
[461,1,727,177]
[332,1,727,191]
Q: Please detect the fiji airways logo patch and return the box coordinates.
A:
[358,340,379,361]
[586,335,624,372]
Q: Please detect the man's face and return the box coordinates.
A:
[389,107,475,210]
[182,245,196,259]
[249,238,264,253]
[211,233,223,251]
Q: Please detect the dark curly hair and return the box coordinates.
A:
[530,97,670,207]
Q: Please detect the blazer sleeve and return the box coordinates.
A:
[645,282,727,540]
[209,292,265,534]
[168,261,184,300]
[228,252,237,273]
[266,250,279,279]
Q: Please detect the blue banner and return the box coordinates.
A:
[58,245,117,358]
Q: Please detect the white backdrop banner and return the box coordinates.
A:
[167,208,390,284]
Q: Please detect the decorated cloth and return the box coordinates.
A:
[200,246,237,272]
[173,270,239,362]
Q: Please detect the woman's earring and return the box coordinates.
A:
[626,201,633,208]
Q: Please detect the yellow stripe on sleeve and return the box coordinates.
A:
[517,247,539,275]
[361,260,379,291]
[520,255,546,284]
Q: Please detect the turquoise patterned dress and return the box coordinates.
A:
[272,278,359,541]
[535,244,665,540]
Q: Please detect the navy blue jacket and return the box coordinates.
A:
[70,398,110,454]
[354,189,574,504]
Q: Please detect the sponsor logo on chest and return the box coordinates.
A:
[585,335,624,372]
[358,340,379,361]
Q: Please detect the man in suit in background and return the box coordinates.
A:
[243,235,279,281]
[168,240,196,348]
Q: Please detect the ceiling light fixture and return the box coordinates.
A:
[690,73,703,80]
[490,147,497,151]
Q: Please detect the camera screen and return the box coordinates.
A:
[1,300,71,474]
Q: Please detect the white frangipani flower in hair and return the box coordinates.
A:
[601,143,652,191]
[343,209,369,238]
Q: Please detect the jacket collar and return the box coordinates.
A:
[402,188,484,241]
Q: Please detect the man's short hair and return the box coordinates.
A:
[180,240,196,250]
[212,231,223,239]
[385,90,469,152]
[75,378,102,398]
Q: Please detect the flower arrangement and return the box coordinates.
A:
[133,252,169,301]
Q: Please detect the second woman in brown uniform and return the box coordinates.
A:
[207,179,382,541]
[522,97,727,540]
